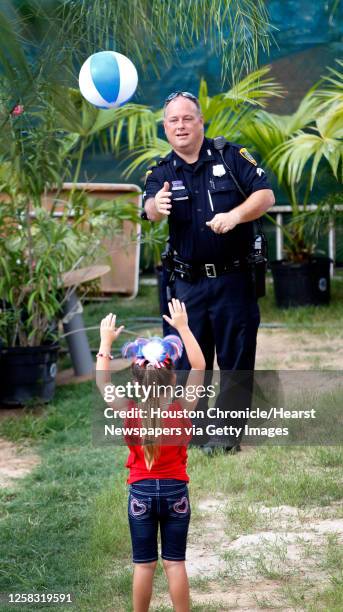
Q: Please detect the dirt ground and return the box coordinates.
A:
[256,329,343,370]
[1,328,342,610]
[150,490,343,611]
[0,438,40,489]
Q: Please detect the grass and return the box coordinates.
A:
[223,504,263,538]
[1,388,342,610]
[68,274,343,354]
[57,273,343,369]
[282,535,343,612]
[187,446,343,507]
[259,272,343,332]
[1,281,343,610]
[0,384,131,611]
[80,284,160,348]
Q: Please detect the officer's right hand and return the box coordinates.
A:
[154,182,172,216]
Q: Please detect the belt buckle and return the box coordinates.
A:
[205,263,217,278]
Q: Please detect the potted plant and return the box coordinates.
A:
[124,63,342,308]
[0,100,140,404]
[0,8,160,405]
[241,60,343,307]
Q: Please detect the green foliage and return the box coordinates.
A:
[140,218,170,269]
[242,61,343,260]
[0,188,138,346]
[0,1,274,92]
[0,379,342,609]
[0,11,142,348]
[52,87,159,163]
[122,60,342,263]
[123,66,283,177]
[70,0,273,85]
[200,67,284,137]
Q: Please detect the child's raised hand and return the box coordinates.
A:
[100,313,124,348]
[163,299,188,330]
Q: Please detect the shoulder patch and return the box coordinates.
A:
[239,147,257,166]
[145,169,153,179]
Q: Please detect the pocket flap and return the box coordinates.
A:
[210,179,236,193]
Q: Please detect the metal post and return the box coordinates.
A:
[328,217,335,278]
[276,213,283,260]
[62,290,93,376]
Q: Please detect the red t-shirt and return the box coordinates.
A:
[123,400,192,484]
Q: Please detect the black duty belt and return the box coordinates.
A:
[171,256,248,280]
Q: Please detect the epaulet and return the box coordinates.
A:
[145,155,169,182]
[158,151,173,165]
[145,152,172,175]
[144,164,156,181]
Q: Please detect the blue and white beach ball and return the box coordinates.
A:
[78,51,138,109]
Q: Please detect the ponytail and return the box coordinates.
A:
[142,365,161,470]
[132,361,174,470]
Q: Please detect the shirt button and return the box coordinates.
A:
[194,189,199,194]
[197,208,201,212]
[200,228,205,232]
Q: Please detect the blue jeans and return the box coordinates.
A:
[128,479,191,563]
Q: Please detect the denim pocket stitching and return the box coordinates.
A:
[173,495,189,514]
[129,496,148,517]
[167,494,190,516]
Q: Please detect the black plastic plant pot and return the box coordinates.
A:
[270,257,332,308]
[0,345,59,406]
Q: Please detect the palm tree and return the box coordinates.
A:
[270,60,343,192]
[0,1,276,187]
[241,61,343,261]
[122,66,283,177]
[0,1,273,88]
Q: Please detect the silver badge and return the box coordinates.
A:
[212,164,226,177]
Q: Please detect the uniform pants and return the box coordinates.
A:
[174,271,260,446]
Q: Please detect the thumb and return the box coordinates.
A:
[163,314,173,325]
[163,181,170,191]
[116,325,125,335]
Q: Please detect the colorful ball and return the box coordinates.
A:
[78,51,138,109]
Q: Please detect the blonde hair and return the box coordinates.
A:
[132,361,174,470]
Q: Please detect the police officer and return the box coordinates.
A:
[143,91,275,448]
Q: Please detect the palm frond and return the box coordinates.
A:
[122,140,171,179]
[65,0,274,85]
[0,10,33,87]
[202,66,283,140]
[315,59,343,109]
[220,66,284,106]
[284,90,321,133]
[90,104,159,148]
[241,110,290,164]
[268,128,343,190]
[52,87,159,152]
[205,105,255,141]
[123,69,283,176]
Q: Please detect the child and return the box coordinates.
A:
[96,298,205,612]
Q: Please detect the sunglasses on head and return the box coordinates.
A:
[164,91,199,107]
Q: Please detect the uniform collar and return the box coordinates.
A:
[170,137,215,170]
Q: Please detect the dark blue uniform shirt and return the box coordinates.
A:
[143,137,271,264]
